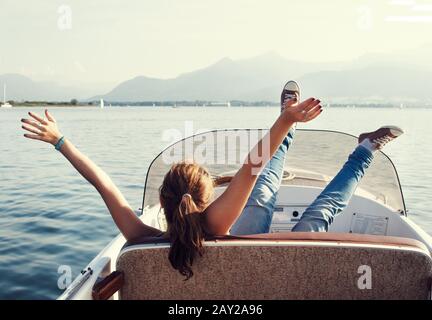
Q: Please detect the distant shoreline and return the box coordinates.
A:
[10,104,97,108]
[3,100,431,109]
[5,104,432,109]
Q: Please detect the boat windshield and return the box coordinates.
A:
[142,129,405,214]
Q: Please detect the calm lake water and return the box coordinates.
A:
[1,106,432,299]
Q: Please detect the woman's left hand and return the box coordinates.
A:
[21,109,63,145]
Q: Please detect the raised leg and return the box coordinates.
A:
[292,145,374,232]
[230,128,295,235]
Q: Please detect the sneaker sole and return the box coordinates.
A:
[283,80,301,93]
[281,80,301,110]
[379,125,404,137]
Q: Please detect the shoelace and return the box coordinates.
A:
[372,135,393,147]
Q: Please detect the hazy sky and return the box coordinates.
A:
[1,0,432,87]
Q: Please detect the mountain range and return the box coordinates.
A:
[2,46,432,104]
[0,74,99,102]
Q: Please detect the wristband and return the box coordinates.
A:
[54,136,65,151]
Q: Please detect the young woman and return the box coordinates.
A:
[20,81,403,279]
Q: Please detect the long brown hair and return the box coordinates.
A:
[159,161,214,279]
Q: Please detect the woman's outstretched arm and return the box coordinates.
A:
[21,110,161,241]
[204,98,322,235]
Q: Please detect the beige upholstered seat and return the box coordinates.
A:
[116,232,432,300]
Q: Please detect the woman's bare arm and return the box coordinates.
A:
[204,98,322,235]
[21,110,161,241]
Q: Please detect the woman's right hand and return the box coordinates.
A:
[283,97,322,123]
[21,109,63,145]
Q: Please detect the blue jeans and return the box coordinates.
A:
[230,131,374,234]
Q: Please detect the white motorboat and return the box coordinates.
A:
[1,84,12,108]
[58,129,432,300]
[1,102,12,108]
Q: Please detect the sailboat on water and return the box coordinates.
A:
[100,99,104,109]
[1,84,12,108]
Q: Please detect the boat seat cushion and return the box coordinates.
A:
[117,232,432,300]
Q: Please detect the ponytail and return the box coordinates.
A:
[168,194,205,279]
[159,162,214,280]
